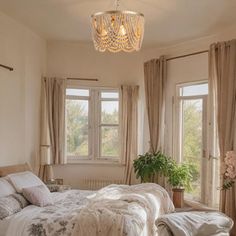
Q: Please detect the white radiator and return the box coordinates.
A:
[83,178,123,190]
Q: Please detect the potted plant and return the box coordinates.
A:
[134,152,196,208]
[167,162,193,208]
[133,151,174,183]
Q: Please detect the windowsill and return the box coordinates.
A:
[184,198,218,211]
[67,159,125,166]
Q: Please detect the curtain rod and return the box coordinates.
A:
[67,77,98,81]
[166,50,209,61]
[0,64,13,71]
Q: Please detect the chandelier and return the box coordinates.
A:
[91,0,144,52]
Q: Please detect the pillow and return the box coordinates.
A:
[22,185,53,207]
[0,178,16,197]
[0,195,22,219]
[11,193,29,208]
[7,171,47,193]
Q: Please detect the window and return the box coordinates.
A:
[100,92,119,158]
[66,87,120,163]
[175,81,219,207]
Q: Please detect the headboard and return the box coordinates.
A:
[0,163,32,177]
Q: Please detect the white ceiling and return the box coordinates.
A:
[0,0,236,47]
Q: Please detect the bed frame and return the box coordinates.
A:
[0,163,31,177]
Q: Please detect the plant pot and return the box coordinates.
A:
[172,188,184,208]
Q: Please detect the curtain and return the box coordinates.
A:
[143,57,169,190]
[39,77,66,181]
[144,56,167,153]
[121,85,139,185]
[209,39,236,235]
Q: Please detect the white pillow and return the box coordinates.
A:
[22,185,53,207]
[7,171,49,193]
[0,178,16,197]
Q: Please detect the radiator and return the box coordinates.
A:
[83,178,123,190]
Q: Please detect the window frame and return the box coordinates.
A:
[98,89,121,161]
[65,85,121,164]
[173,80,210,204]
[65,87,92,161]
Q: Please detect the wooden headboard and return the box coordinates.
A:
[0,163,32,177]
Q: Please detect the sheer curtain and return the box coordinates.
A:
[39,77,66,181]
[209,39,236,235]
[121,85,139,185]
[144,56,167,153]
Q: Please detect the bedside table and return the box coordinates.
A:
[46,184,71,192]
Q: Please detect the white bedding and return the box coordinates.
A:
[73,183,175,236]
[156,211,234,236]
[0,217,10,236]
[1,183,174,236]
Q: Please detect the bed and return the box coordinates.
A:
[0,164,175,236]
[0,164,233,236]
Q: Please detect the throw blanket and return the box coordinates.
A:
[156,211,234,236]
[73,183,175,236]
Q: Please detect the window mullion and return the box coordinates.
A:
[89,90,94,160]
[99,124,119,127]
[93,89,100,160]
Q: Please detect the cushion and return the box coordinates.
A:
[7,171,47,193]
[22,185,53,207]
[11,193,29,208]
[0,195,22,219]
[0,178,16,197]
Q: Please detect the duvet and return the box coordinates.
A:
[1,183,174,236]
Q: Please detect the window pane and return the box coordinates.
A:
[101,91,119,99]
[101,127,119,157]
[66,99,89,156]
[180,83,208,96]
[101,101,119,124]
[66,89,89,97]
[182,99,203,200]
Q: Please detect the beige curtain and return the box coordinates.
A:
[143,56,169,190]
[121,85,139,185]
[39,77,66,181]
[144,56,167,153]
[209,39,236,235]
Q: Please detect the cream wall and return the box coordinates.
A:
[47,41,143,86]
[47,41,144,188]
[0,12,46,167]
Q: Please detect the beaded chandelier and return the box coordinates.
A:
[91,0,144,52]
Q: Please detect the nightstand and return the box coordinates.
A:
[46,184,71,192]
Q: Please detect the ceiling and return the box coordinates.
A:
[0,0,236,47]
